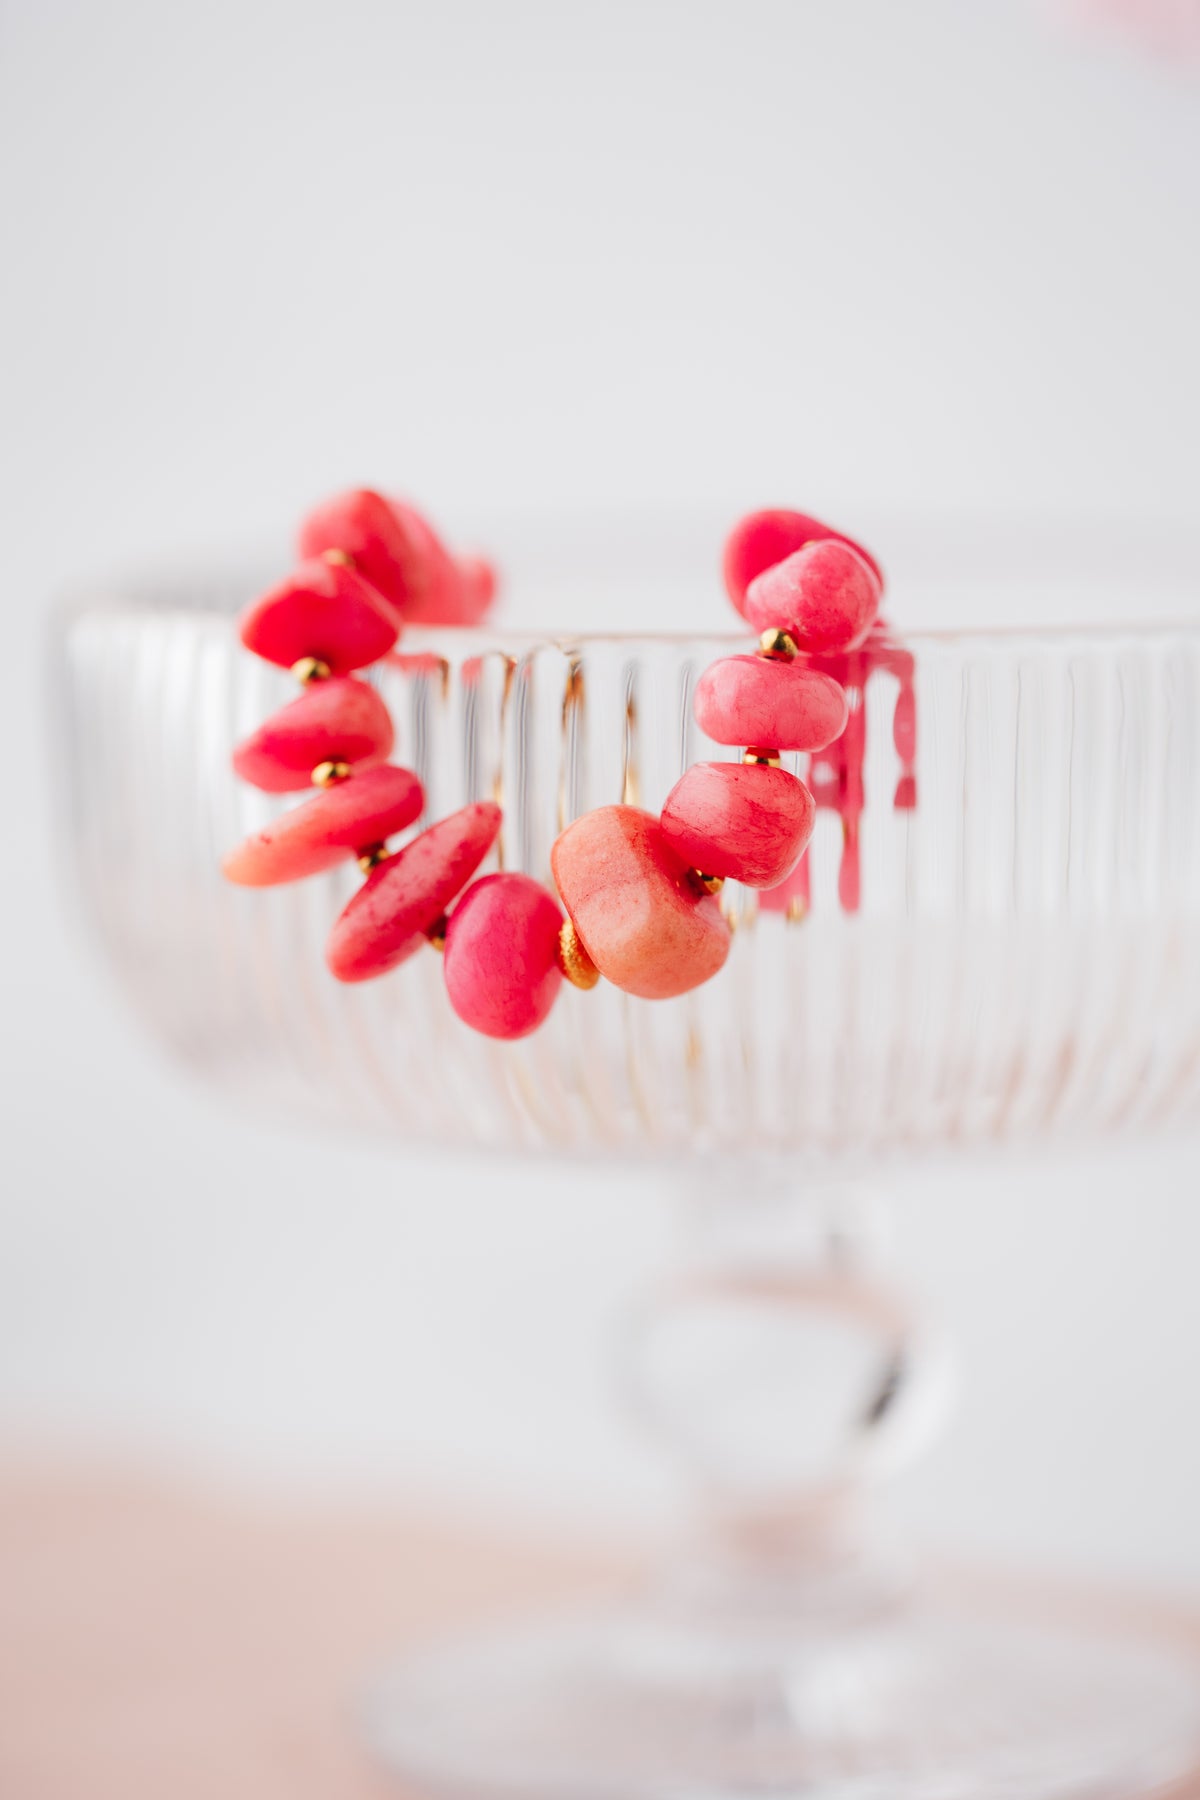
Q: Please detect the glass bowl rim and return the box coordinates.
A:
[54,579,1200,654]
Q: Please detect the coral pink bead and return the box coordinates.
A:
[232,677,395,793]
[693,655,848,754]
[723,509,883,618]
[442,873,564,1039]
[326,802,502,983]
[551,806,730,1001]
[745,540,882,654]
[297,489,424,618]
[661,762,815,889]
[239,559,399,673]
[222,764,424,887]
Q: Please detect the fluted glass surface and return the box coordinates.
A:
[55,581,1200,1158]
[53,573,1200,1797]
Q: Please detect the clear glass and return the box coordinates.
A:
[52,565,1200,1798]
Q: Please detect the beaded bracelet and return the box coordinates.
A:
[222,490,913,1040]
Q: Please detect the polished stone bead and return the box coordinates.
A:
[326,802,502,982]
[232,677,395,792]
[443,873,564,1039]
[297,488,423,617]
[661,761,815,888]
[387,502,488,626]
[550,805,730,1001]
[238,559,399,673]
[221,764,424,886]
[745,539,882,654]
[693,654,848,753]
[723,508,883,618]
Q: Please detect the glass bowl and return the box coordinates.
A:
[53,568,1200,1799]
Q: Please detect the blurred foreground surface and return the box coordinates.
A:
[3,1458,1200,1800]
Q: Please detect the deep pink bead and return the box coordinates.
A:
[661,762,815,889]
[388,502,485,626]
[326,802,502,983]
[442,873,564,1039]
[745,540,882,654]
[239,559,399,673]
[551,805,730,1000]
[232,677,394,793]
[222,764,425,887]
[297,489,424,618]
[298,489,497,627]
[693,655,848,754]
[723,509,883,619]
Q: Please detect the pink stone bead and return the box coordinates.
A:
[298,489,426,617]
[388,502,481,626]
[550,805,730,1001]
[326,802,502,983]
[222,764,424,887]
[723,508,884,618]
[232,677,395,793]
[693,655,848,754]
[660,762,815,889]
[442,873,564,1039]
[745,540,882,654]
[298,489,497,627]
[239,559,399,672]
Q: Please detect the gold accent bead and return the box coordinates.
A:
[357,843,391,873]
[311,759,352,787]
[291,656,331,685]
[425,917,448,953]
[742,748,782,768]
[322,548,354,568]
[758,628,799,660]
[691,870,725,896]
[786,896,809,923]
[558,918,600,990]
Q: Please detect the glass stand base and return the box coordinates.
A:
[369,1591,1200,1800]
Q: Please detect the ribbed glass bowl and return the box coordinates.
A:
[55,583,1200,1159]
[52,570,1200,1798]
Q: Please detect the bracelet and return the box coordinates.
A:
[222,489,911,1040]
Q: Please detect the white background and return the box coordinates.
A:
[1,0,1198,1590]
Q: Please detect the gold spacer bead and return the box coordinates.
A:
[558,918,600,990]
[742,748,782,768]
[291,656,332,685]
[691,870,725,896]
[425,916,448,953]
[322,548,354,568]
[758,628,799,660]
[312,759,352,787]
[357,843,391,873]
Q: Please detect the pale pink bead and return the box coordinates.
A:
[745,539,882,654]
[443,873,563,1039]
[550,805,730,1001]
[221,765,424,887]
[693,655,848,753]
[661,762,815,889]
[326,802,502,982]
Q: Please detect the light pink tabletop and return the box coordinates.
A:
[2,1459,1197,1800]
